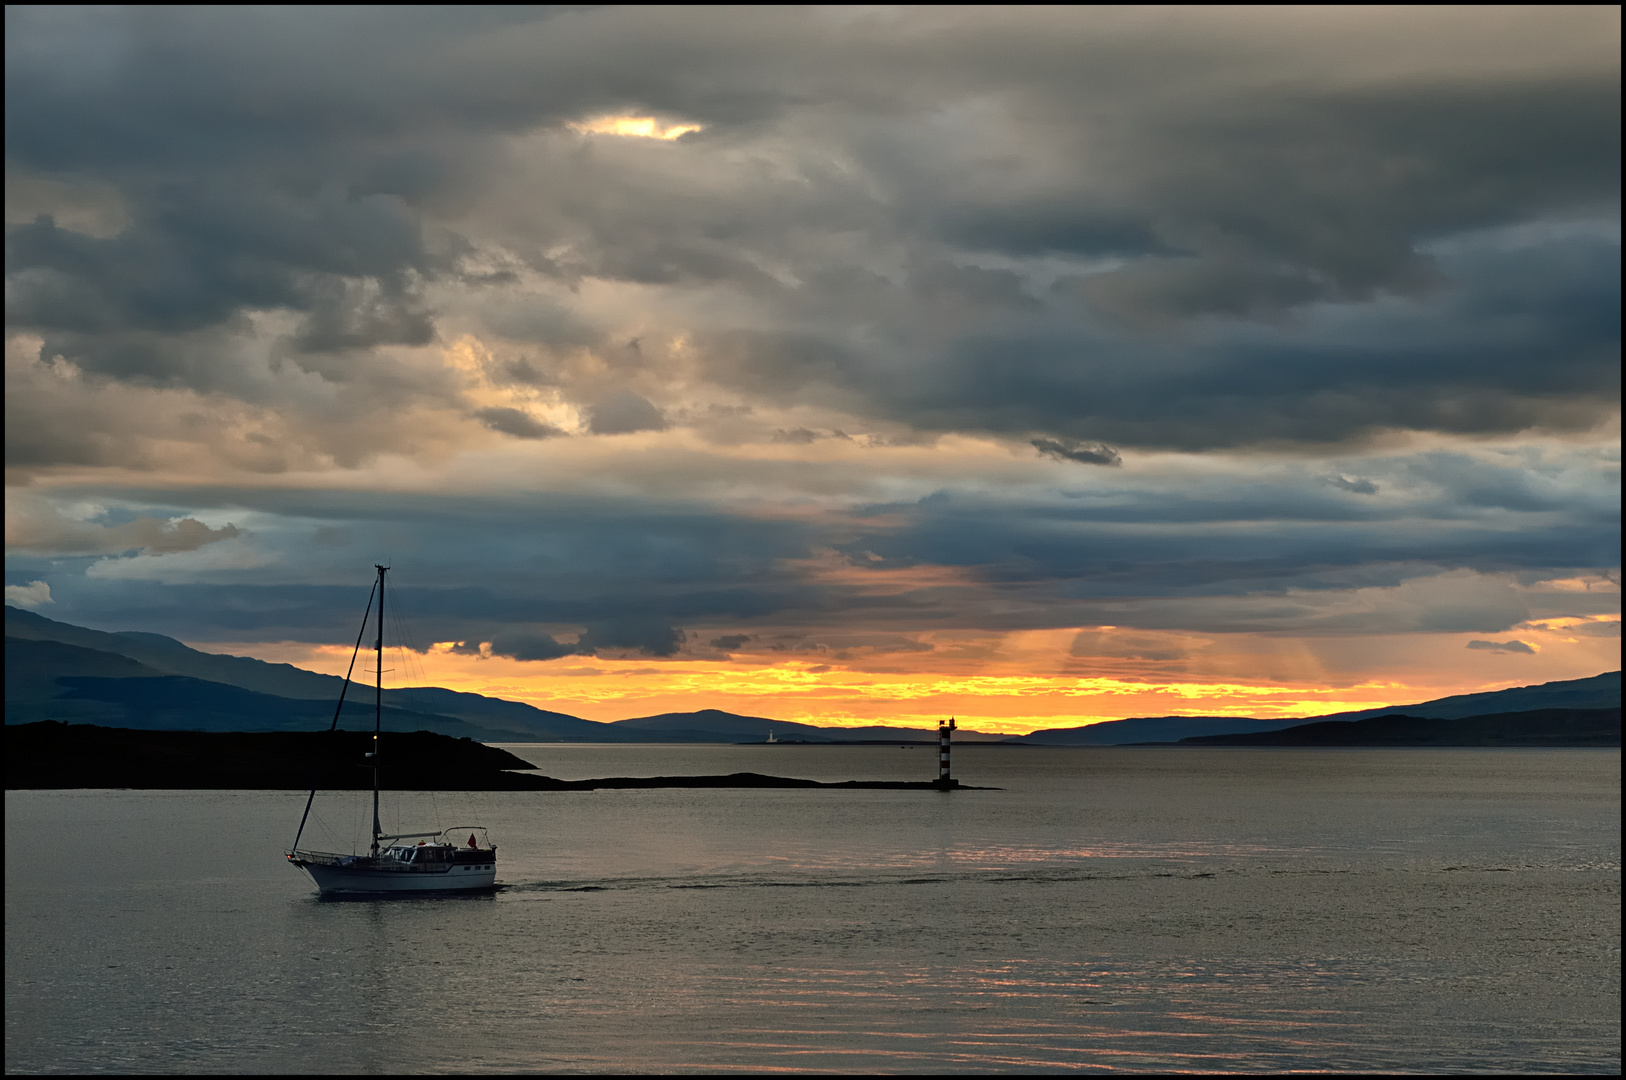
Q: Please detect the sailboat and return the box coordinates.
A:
[286,565,498,895]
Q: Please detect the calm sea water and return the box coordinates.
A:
[6,745,1620,1073]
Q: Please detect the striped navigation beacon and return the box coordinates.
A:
[934,716,959,790]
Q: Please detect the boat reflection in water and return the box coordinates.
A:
[286,565,498,896]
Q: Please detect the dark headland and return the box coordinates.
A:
[3,723,989,790]
[1172,707,1620,747]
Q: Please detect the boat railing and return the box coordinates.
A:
[440,825,495,851]
[288,847,463,872]
[374,830,442,842]
[286,848,355,867]
[288,847,430,866]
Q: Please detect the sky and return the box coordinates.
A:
[4,6,1620,733]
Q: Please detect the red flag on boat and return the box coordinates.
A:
[468,834,478,848]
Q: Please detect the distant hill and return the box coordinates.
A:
[5,606,604,741]
[6,606,344,699]
[5,615,962,743]
[3,637,611,741]
[1007,672,1622,745]
[609,708,1004,742]
[9,605,1619,746]
[1006,715,1303,746]
[52,673,501,737]
[4,638,169,726]
[1304,672,1620,721]
[1177,708,1620,747]
[381,686,617,741]
[5,634,507,737]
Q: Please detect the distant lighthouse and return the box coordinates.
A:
[934,717,958,790]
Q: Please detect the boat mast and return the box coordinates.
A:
[371,563,387,855]
[289,576,377,854]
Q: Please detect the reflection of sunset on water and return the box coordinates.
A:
[9,742,1616,1071]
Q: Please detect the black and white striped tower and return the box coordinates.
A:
[935,716,957,790]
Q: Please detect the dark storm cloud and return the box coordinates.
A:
[827,449,1620,625]
[474,406,564,440]
[6,8,488,400]
[3,8,1618,659]
[454,621,686,660]
[6,7,1618,456]
[452,631,576,662]
[1047,82,1619,317]
[6,507,240,556]
[6,188,436,335]
[1031,438,1121,467]
[19,430,1616,645]
[1326,476,1380,496]
[15,485,823,644]
[1466,639,1536,654]
[586,390,667,435]
[577,619,687,657]
[777,227,1621,450]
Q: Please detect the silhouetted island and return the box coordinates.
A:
[3,723,989,790]
[1173,708,1620,747]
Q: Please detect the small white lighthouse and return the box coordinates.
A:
[934,716,958,790]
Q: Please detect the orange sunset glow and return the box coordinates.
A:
[212,613,1621,733]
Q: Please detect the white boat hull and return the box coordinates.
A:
[300,860,497,894]
[291,838,499,895]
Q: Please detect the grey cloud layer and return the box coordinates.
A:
[6,6,1619,464]
[10,439,1615,648]
[4,7,1618,658]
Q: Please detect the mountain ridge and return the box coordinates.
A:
[1006,672,1621,745]
[1175,707,1620,747]
[6,605,1619,743]
[5,607,604,741]
[1287,672,1620,721]
[609,707,1006,742]
[1004,715,1302,746]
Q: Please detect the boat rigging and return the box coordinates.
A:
[286,564,499,895]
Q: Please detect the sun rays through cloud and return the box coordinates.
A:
[569,115,704,140]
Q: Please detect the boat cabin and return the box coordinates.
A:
[386,843,456,865]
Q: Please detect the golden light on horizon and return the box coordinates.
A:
[211,637,1483,736]
[191,600,1622,738]
[570,115,703,140]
